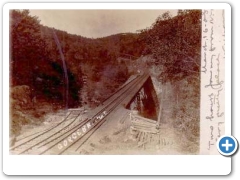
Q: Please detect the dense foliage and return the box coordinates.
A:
[10,10,82,107]
[141,10,201,144]
[10,10,142,108]
[39,27,139,106]
[140,10,201,83]
[10,9,201,149]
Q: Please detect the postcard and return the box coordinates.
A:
[3,2,232,175]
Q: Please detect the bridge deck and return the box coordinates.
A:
[88,73,150,117]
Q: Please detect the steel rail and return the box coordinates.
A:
[59,74,149,154]
[39,74,147,155]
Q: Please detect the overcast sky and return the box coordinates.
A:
[30,10,177,38]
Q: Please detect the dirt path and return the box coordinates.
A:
[72,108,188,155]
[11,107,197,155]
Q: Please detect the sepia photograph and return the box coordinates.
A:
[9,9,202,155]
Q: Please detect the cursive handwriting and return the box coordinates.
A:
[209,26,216,52]
[202,11,208,74]
[210,126,214,140]
[216,88,224,117]
[201,51,207,73]
[203,10,208,23]
[208,140,215,150]
[205,70,224,89]
[205,53,224,89]
[217,122,224,139]
[206,93,214,121]
[203,9,225,153]
[210,9,214,24]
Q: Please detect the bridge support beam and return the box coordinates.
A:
[126,76,159,121]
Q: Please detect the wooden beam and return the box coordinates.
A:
[156,86,164,128]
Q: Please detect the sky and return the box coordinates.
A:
[30,10,177,38]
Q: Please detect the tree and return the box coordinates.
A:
[141,10,201,144]
[10,10,48,86]
[10,10,83,107]
[142,10,201,83]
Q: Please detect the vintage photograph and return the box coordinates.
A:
[9,9,202,155]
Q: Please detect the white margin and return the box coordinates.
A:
[2,2,232,176]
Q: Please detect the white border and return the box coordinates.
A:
[3,3,231,175]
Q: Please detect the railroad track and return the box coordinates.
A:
[40,73,149,155]
[57,73,149,155]
[10,111,83,154]
[10,73,149,155]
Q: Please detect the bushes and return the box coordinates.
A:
[10,10,83,107]
[141,10,201,149]
[172,77,200,141]
[10,85,33,135]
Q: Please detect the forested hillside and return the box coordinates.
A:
[141,10,201,150]
[10,9,146,135]
[10,10,145,109]
[10,9,201,150]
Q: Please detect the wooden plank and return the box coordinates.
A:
[132,125,153,130]
[131,126,159,134]
[157,86,164,127]
[131,120,156,127]
[131,114,157,124]
[136,141,147,148]
[137,131,142,142]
